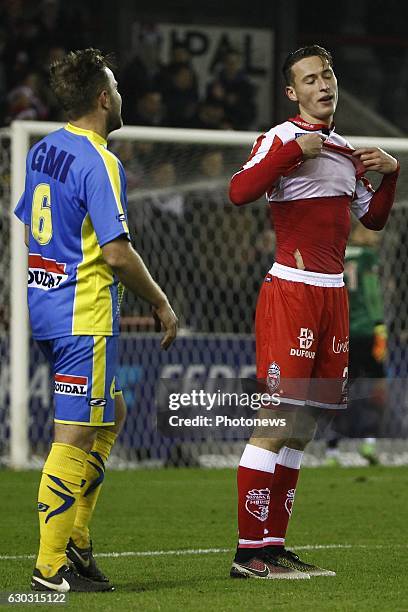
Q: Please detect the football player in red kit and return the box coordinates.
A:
[229,45,399,579]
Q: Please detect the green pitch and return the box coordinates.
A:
[0,467,406,611]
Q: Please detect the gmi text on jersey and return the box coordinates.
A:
[14,123,130,340]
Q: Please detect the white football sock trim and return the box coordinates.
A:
[238,538,265,547]
[239,444,278,473]
[263,537,285,545]
[277,446,304,470]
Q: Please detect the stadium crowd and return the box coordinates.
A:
[0,4,258,130]
[0,1,263,333]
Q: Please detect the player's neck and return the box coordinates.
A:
[298,110,333,127]
[69,115,108,141]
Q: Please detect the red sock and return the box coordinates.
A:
[237,444,277,550]
[263,446,303,548]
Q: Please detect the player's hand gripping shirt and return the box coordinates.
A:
[14,123,130,339]
[230,115,399,274]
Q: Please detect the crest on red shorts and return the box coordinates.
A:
[266,362,280,393]
[298,327,314,349]
[285,488,296,516]
[245,488,270,522]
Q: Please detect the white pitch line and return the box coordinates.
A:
[96,547,232,559]
[1,543,407,562]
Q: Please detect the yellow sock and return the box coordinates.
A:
[72,429,117,548]
[36,443,87,577]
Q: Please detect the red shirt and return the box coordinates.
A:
[230,115,399,274]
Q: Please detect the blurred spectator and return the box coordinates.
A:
[133,141,158,175]
[111,141,143,190]
[0,0,94,125]
[156,42,199,96]
[6,71,49,123]
[206,49,257,130]
[149,161,184,217]
[198,149,224,179]
[151,160,176,187]
[188,99,231,130]
[169,42,195,67]
[125,90,164,126]
[120,24,163,120]
[161,63,199,128]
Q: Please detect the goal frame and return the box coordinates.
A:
[9,119,408,468]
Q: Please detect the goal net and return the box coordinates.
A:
[1,122,408,467]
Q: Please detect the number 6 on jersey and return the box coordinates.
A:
[31,183,52,245]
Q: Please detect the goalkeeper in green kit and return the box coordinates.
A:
[326,222,387,465]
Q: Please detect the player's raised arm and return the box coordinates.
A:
[229,133,305,206]
[102,238,178,349]
[351,147,399,231]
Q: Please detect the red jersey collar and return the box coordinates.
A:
[290,115,366,178]
[289,114,335,132]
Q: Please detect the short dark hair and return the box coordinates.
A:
[282,45,333,85]
[50,48,115,119]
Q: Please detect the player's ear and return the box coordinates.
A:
[99,89,110,110]
[285,85,298,103]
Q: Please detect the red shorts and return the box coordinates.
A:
[256,265,349,408]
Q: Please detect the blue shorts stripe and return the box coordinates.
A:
[37,335,118,425]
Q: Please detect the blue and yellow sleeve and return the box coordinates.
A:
[84,150,130,247]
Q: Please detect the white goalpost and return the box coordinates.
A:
[6,120,408,468]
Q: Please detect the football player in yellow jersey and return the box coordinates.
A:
[15,49,178,592]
